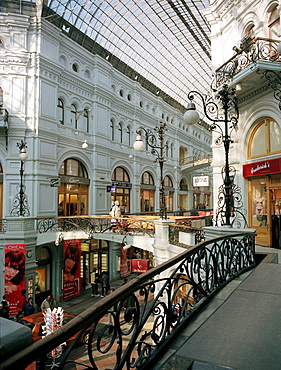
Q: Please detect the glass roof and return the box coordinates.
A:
[45,0,211,108]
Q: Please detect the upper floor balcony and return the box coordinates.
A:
[180,152,212,173]
[213,37,281,99]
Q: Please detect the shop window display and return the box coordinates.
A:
[251,178,267,226]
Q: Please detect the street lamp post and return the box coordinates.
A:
[133,122,168,219]
[183,84,243,227]
[10,140,30,217]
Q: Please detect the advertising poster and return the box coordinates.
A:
[4,244,26,316]
[63,239,81,300]
[35,269,46,294]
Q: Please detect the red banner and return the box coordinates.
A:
[243,158,281,177]
[131,259,149,273]
[120,244,131,278]
[4,244,26,316]
[63,240,81,300]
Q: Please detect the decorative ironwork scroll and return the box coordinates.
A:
[10,184,30,217]
[257,69,281,111]
[37,217,155,237]
[213,37,281,88]
[214,165,247,228]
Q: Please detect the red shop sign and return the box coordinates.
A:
[243,158,281,177]
[131,259,149,273]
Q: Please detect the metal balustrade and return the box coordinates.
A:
[213,37,281,88]
[1,231,256,370]
[36,216,156,237]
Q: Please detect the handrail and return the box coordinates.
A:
[1,232,256,370]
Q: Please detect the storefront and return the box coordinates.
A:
[140,171,155,213]
[110,167,131,213]
[243,158,281,247]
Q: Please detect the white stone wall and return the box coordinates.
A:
[0,13,212,219]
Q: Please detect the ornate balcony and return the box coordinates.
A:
[213,37,281,94]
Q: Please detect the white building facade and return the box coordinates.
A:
[0,2,212,308]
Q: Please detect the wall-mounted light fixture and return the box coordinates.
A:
[55,233,64,246]
[82,140,88,148]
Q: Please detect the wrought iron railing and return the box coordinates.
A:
[213,37,281,88]
[36,216,156,237]
[1,232,256,370]
[169,224,205,248]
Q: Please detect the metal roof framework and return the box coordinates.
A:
[45,0,211,109]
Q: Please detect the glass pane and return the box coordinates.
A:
[80,194,87,215]
[270,120,281,153]
[67,159,79,176]
[251,178,267,227]
[251,123,266,157]
[59,162,65,175]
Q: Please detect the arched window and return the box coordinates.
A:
[71,104,78,129]
[118,123,123,143]
[180,179,188,191]
[112,167,130,182]
[164,175,174,212]
[248,118,281,158]
[171,143,174,159]
[268,4,280,40]
[57,98,64,125]
[111,167,131,212]
[165,141,169,157]
[180,146,189,165]
[142,172,154,185]
[58,158,89,216]
[164,175,173,188]
[110,119,114,141]
[126,126,131,145]
[140,172,155,213]
[83,109,89,132]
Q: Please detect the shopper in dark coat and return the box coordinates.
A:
[101,271,110,297]
[25,297,35,316]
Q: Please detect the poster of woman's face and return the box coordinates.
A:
[4,244,26,316]
[63,240,81,300]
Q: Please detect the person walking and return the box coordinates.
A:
[25,297,35,316]
[41,294,56,312]
[16,289,27,321]
[90,268,99,297]
[101,271,110,297]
